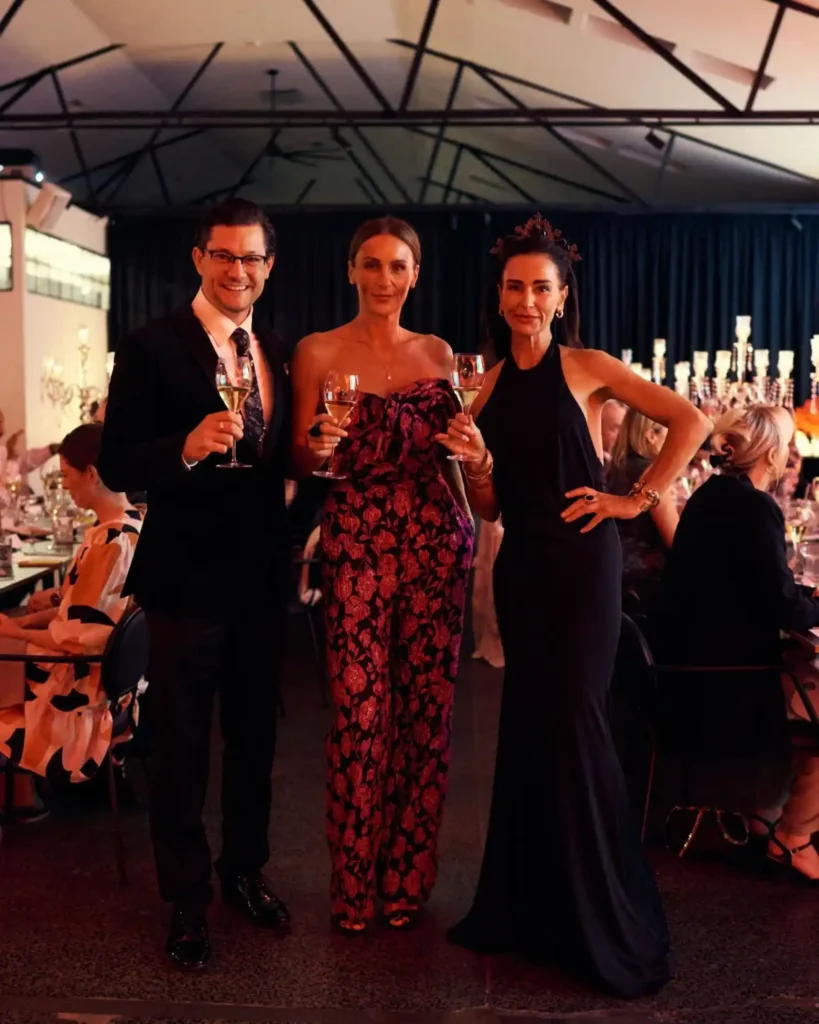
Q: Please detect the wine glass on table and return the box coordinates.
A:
[786,501,814,576]
[215,357,253,470]
[448,353,486,462]
[313,371,360,481]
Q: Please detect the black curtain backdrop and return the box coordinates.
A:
[108,209,819,402]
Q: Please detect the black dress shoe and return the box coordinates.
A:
[166,907,211,970]
[220,871,291,930]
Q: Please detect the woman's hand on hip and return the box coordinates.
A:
[562,487,641,534]
[435,413,486,463]
[307,413,347,461]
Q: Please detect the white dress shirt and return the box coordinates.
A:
[192,289,274,423]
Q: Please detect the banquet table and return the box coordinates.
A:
[0,544,77,604]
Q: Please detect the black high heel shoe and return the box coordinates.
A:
[765,833,819,888]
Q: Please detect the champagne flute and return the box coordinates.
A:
[448,353,486,462]
[215,356,253,470]
[313,371,360,481]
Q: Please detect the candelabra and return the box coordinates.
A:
[652,339,666,386]
[675,317,790,412]
[76,328,103,423]
[41,357,74,418]
[810,335,819,412]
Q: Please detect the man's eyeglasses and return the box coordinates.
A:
[205,249,269,269]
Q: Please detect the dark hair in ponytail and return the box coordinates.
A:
[483,214,582,361]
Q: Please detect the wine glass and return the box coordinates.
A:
[215,357,253,470]
[313,371,360,481]
[448,353,486,462]
[786,500,814,575]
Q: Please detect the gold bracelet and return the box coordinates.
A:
[464,449,494,483]
[627,480,660,512]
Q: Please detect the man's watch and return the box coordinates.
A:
[628,480,661,512]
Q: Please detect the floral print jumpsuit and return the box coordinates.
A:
[321,378,475,923]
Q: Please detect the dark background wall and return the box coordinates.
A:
[108,208,819,401]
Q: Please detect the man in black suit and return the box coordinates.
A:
[99,199,291,970]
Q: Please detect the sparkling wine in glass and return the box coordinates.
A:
[215,356,253,470]
[448,353,486,462]
[313,371,360,481]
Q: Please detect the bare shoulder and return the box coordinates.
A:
[562,346,616,373]
[420,333,454,369]
[293,329,343,357]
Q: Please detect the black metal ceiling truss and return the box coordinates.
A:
[747,3,786,112]
[471,66,647,206]
[0,0,26,41]
[390,37,818,184]
[419,62,463,204]
[408,127,625,203]
[588,0,739,112]
[5,106,819,129]
[764,0,819,19]
[301,0,391,111]
[443,145,464,204]
[229,130,282,199]
[50,69,96,206]
[3,16,816,209]
[418,172,488,204]
[399,0,441,113]
[289,41,411,203]
[295,178,316,204]
[149,147,172,205]
[103,41,223,206]
[58,130,204,186]
[0,43,122,96]
[469,149,535,202]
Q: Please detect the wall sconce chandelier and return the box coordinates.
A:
[41,356,74,416]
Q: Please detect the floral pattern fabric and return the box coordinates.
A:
[321,378,474,923]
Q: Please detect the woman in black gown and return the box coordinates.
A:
[436,216,709,998]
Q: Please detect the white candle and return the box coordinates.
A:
[714,350,732,377]
[811,335,819,364]
[735,315,751,341]
[754,348,770,375]
[621,349,633,366]
[692,351,709,378]
[653,338,666,358]
[778,350,795,378]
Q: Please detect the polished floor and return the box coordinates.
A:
[2,630,819,1024]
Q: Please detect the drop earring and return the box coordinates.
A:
[555,308,564,319]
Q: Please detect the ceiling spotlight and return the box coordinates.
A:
[645,130,666,151]
[0,164,4,173]
[34,170,45,183]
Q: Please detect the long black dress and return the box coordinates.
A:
[448,341,673,998]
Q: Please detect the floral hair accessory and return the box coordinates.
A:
[490,212,581,263]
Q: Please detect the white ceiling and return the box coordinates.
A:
[1,0,818,209]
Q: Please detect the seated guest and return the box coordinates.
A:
[0,423,142,794]
[0,408,59,508]
[607,407,678,606]
[600,399,626,468]
[660,404,819,882]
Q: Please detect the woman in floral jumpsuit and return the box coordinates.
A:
[291,217,474,932]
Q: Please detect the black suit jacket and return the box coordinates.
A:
[658,473,819,666]
[98,303,291,614]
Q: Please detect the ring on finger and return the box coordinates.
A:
[584,493,596,505]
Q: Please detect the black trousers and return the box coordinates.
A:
[145,606,282,912]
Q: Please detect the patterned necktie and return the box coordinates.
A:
[231,327,266,453]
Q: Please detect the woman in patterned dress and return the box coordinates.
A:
[0,423,142,789]
[292,217,475,934]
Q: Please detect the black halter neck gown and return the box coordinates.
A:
[449,341,673,998]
